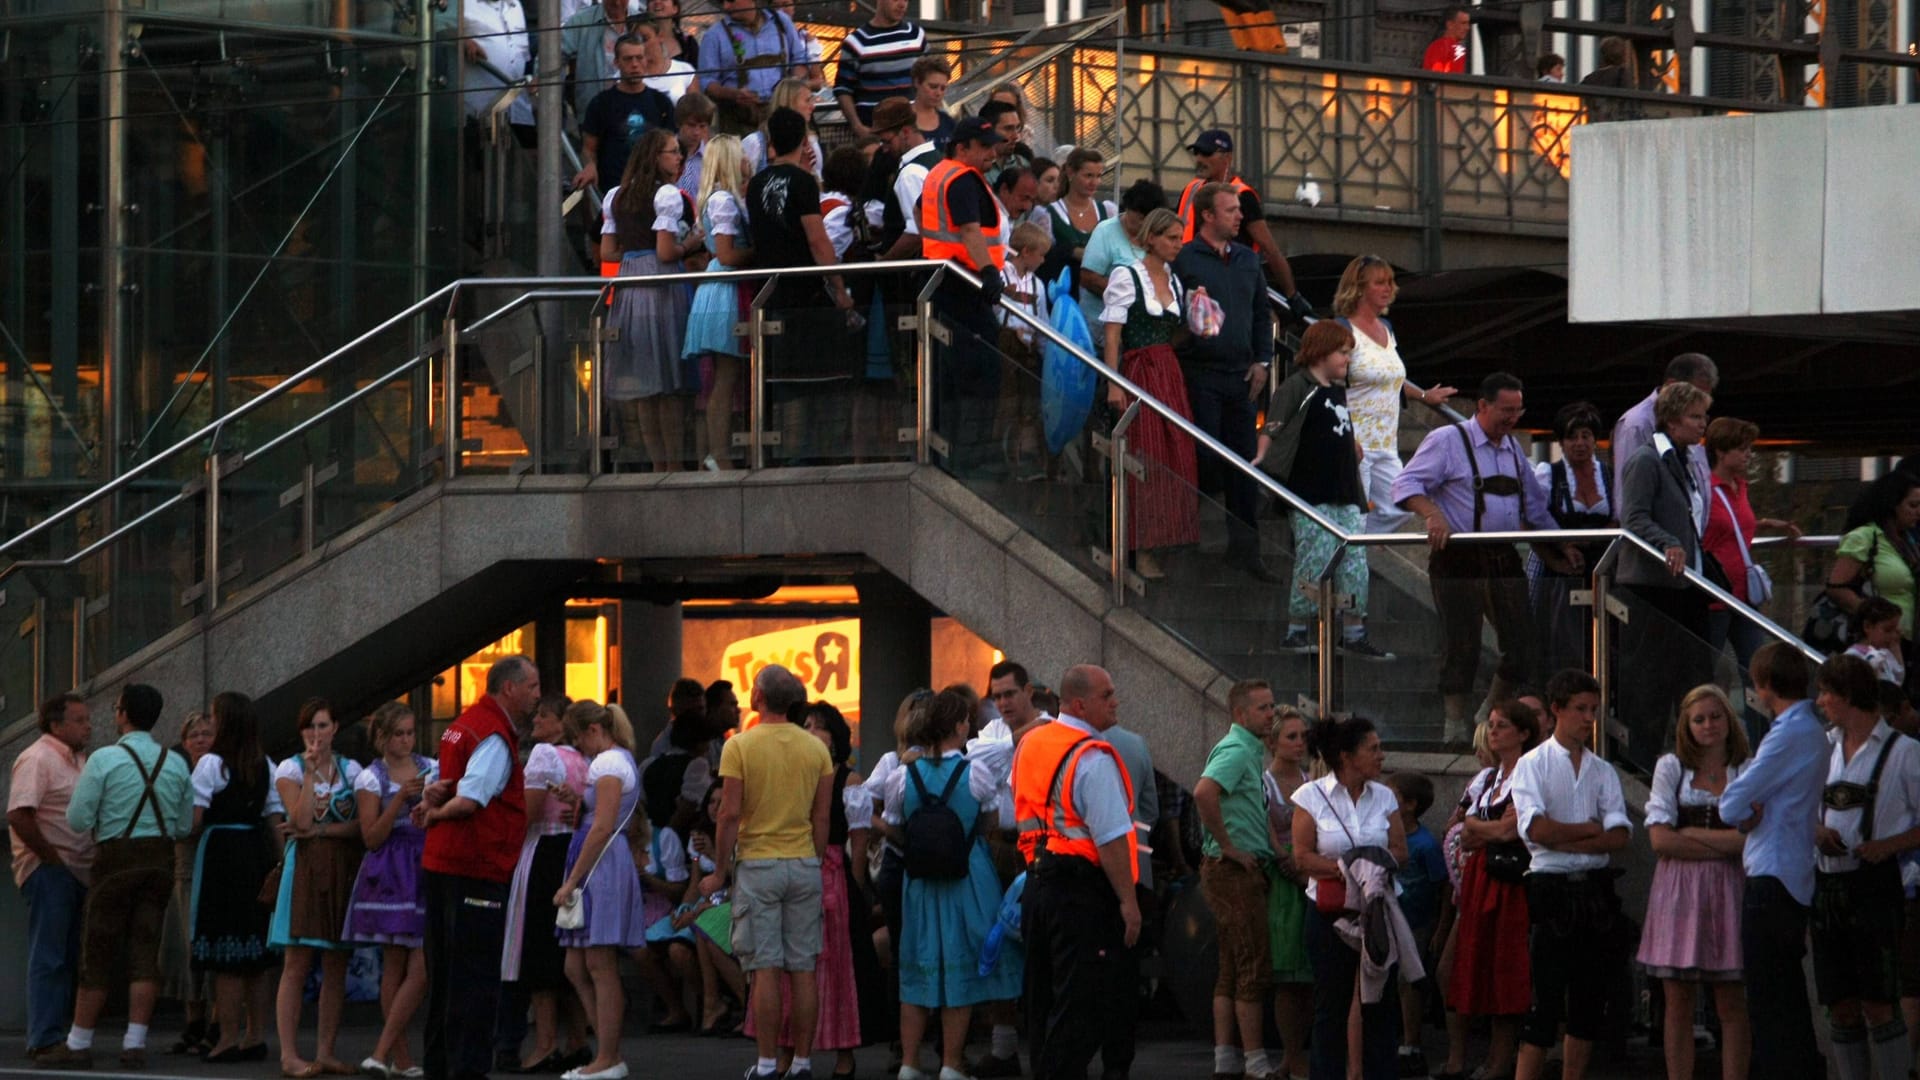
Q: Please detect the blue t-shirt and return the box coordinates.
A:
[1398,824,1448,930]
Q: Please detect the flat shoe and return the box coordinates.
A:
[282,1063,324,1079]
[119,1048,148,1070]
[360,1058,392,1079]
[201,1046,246,1064]
[320,1061,359,1076]
[515,1052,565,1074]
[241,1044,271,1063]
[647,1018,692,1034]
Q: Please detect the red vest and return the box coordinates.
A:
[422,695,526,882]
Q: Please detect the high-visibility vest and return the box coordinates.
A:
[1011,721,1138,881]
[1177,174,1255,243]
[918,159,1007,272]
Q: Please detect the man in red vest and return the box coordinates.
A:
[1011,664,1140,1080]
[418,656,538,1080]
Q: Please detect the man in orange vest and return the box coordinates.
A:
[1011,664,1141,1080]
[1174,129,1313,321]
[918,115,1008,473]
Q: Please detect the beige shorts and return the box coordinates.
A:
[730,857,823,973]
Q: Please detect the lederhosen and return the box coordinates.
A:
[78,744,179,989]
[1430,422,1529,582]
[1811,734,1909,1004]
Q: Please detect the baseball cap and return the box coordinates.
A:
[951,116,1007,147]
[1189,129,1233,155]
[871,97,915,134]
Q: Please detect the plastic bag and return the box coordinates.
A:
[978,871,1027,975]
[1040,268,1098,455]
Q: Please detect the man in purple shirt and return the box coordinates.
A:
[1610,353,1716,502]
[1391,372,1583,747]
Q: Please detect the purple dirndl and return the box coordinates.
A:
[556,749,647,950]
[341,756,430,947]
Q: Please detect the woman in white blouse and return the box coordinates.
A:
[188,692,284,1063]
[601,128,700,470]
[1636,685,1750,1080]
[1531,402,1615,676]
[270,700,364,1078]
[1291,716,1407,1080]
[1330,255,1456,534]
[552,702,647,1080]
[1100,207,1201,580]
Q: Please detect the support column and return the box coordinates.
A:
[855,572,931,771]
[621,599,685,754]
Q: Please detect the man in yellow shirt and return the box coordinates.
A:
[702,664,834,1080]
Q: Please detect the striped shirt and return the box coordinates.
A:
[832,20,926,124]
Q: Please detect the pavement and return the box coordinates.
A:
[0,1017,1677,1080]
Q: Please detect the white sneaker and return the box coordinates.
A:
[359,1058,392,1080]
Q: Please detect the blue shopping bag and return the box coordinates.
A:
[1039,267,1098,455]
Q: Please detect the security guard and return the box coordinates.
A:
[917,114,1008,472]
[1011,664,1141,1080]
[1174,128,1312,319]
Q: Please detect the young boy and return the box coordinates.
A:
[1390,770,1450,1078]
[673,90,715,203]
[996,222,1052,480]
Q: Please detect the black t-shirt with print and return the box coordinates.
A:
[581,85,675,190]
[1286,383,1364,507]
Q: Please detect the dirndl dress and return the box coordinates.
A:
[189,755,277,973]
[682,193,751,361]
[504,742,589,987]
[1447,768,1531,1015]
[341,755,431,947]
[1106,264,1199,551]
[556,748,647,950]
[897,756,1023,1008]
[1263,771,1313,983]
[269,756,364,951]
[1635,756,1744,981]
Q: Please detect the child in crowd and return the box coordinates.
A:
[1391,770,1450,1079]
[673,91,715,210]
[1847,597,1908,689]
[996,222,1053,481]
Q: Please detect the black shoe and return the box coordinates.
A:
[1278,631,1317,653]
[167,1021,207,1055]
[201,1046,248,1065]
[495,1050,522,1074]
[973,1052,1023,1077]
[1396,1048,1429,1077]
[560,1048,594,1072]
[1340,636,1396,662]
[240,1044,270,1063]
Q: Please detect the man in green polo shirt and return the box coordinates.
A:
[41,683,192,1070]
[1195,679,1280,1080]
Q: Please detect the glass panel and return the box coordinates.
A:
[763,284,920,467]
[79,494,206,680]
[926,310,1108,568]
[1605,577,1747,776]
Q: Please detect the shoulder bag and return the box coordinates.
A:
[1712,487,1773,606]
[1804,529,1880,655]
[556,770,641,930]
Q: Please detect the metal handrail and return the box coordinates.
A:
[962,260,1824,665]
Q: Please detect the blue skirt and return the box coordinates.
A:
[899,839,1024,1008]
[684,275,747,360]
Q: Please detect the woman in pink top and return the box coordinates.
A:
[1701,417,1801,674]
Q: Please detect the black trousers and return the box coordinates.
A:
[1022,857,1137,1080]
[931,284,1001,475]
[1520,873,1623,1048]
[1182,365,1260,559]
[1745,875,1822,1079]
[424,871,509,1080]
[1429,544,1536,696]
[1304,906,1400,1080]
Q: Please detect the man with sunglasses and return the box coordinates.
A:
[1392,372,1583,748]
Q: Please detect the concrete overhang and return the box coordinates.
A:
[1568,104,1920,325]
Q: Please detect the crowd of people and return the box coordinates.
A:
[7,659,1173,1080]
[15,635,1920,1080]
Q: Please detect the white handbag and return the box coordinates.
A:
[1714,488,1774,606]
[554,786,638,931]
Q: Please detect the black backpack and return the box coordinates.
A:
[903,758,971,880]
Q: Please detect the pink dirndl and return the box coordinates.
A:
[1635,857,1744,980]
[742,845,862,1050]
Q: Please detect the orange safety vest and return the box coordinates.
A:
[918,158,1007,272]
[1011,721,1138,881]
[1177,174,1255,243]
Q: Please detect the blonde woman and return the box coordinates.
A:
[682,135,754,470]
[344,703,433,1078]
[742,79,822,178]
[1099,207,1200,579]
[552,702,645,1080]
[1637,685,1751,1080]
[1330,255,1456,533]
[160,712,214,1055]
[1261,706,1314,1080]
